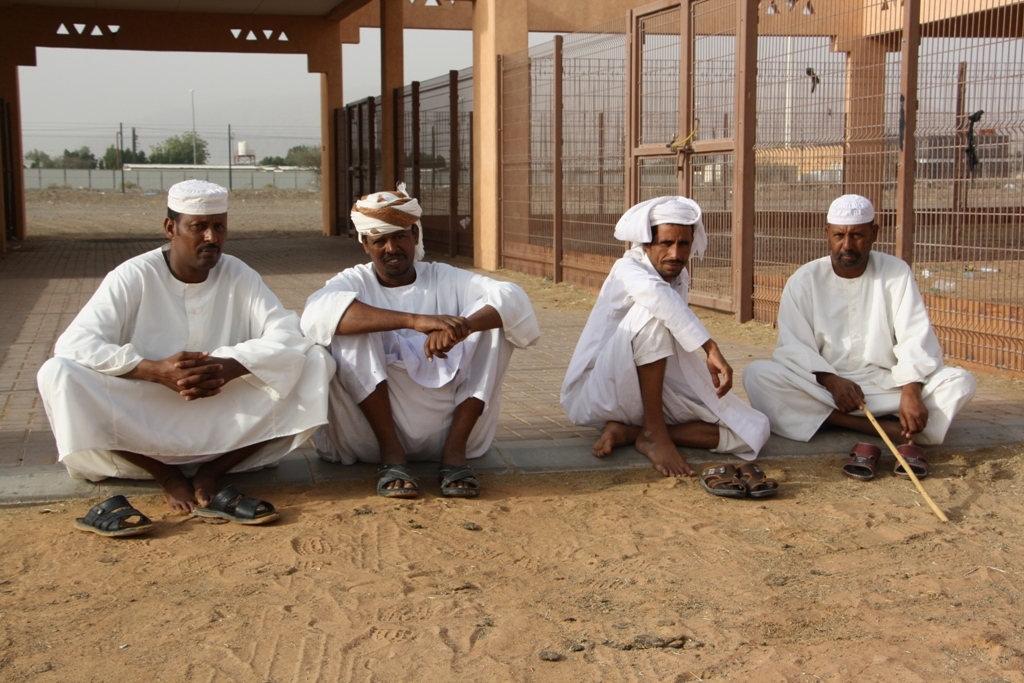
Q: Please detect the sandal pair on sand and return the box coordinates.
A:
[699,463,778,499]
[842,442,929,481]
[74,485,278,538]
[376,463,480,499]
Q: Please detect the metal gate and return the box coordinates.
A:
[1,98,17,248]
[626,0,754,314]
[345,97,379,223]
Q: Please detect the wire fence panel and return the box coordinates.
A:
[23,167,318,192]
[752,0,900,323]
[561,19,628,289]
[693,0,736,143]
[397,84,415,192]
[345,1,1024,376]
[638,8,680,148]
[384,70,475,258]
[500,49,552,278]
[912,5,1024,374]
[417,72,453,216]
[691,152,734,303]
[457,68,474,222]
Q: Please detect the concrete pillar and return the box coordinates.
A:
[842,37,887,213]
[0,57,27,247]
[320,70,344,236]
[380,0,404,189]
[472,0,528,270]
[315,26,344,237]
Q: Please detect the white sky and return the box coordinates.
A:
[17,28,506,164]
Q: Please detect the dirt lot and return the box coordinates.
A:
[1,189,1022,682]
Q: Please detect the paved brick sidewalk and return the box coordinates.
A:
[0,235,602,466]
[2,235,1022,481]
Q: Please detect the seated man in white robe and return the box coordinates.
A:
[560,197,771,479]
[37,180,334,523]
[742,194,976,480]
[301,186,539,499]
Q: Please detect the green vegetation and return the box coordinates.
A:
[25,147,98,169]
[149,132,209,164]
[101,146,147,170]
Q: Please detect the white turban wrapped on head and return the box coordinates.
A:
[351,182,425,261]
[613,196,708,258]
[167,179,228,216]
[827,194,875,226]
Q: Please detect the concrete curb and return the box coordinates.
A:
[4,421,1022,507]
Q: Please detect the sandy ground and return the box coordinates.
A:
[1,189,1022,682]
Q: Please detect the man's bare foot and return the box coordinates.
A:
[192,469,219,508]
[440,451,473,490]
[635,431,696,477]
[876,415,908,443]
[593,422,643,457]
[157,472,198,513]
[380,454,417,492]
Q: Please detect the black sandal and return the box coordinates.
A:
[74,495,155,537]
[438,464,480,498]
[376,464,419,499]
[193,485,279,525]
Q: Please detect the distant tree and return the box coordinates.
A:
[57,147,98,169]
[101,145,147,170]
[25,149,56,169]
[284,145,321,168]
[149,132,209,164]
[284,144,321,188]
[258,155,288,166]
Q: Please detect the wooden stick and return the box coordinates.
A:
[862,405,949,523]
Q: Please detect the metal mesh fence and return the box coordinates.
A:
[417,73,452,216]
[500,21,629,286]
[638,9,680,147]
[342,1,1024,376]
[752,0,899,323]
[351,67,474,258]
[457,68,473,220]
[500,45,554,278]
[912,6,1024,373]
[692,152,734,303]
[562,19,628,285]
[693,0,736,142]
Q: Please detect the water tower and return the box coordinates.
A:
[234,141,256,166]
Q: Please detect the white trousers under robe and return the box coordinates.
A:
[314,327,513,464]
[742,360,977,444]
[38,347,333,482]
[563,308,756,455]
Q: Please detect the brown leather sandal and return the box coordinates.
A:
[736,463,779,498]
[699,464,747,498]
[842,442,881,481]
[894,444,929,480]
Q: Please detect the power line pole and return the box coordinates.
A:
[190,89,197,165]
[119,122,125,193]
[228,124,233,190]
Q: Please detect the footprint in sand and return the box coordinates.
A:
[291,537,333,556]
[371,628,413,642]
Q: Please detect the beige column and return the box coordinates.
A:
[472,0,528,270]
[314,26,344,237]
[380,0,404,189]
[842,37,887,213]
[320,71,344,236]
